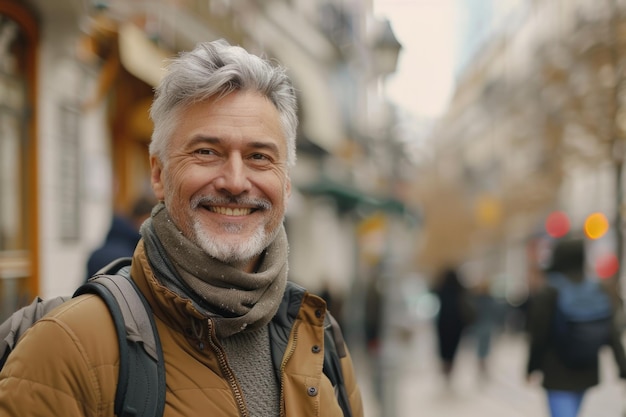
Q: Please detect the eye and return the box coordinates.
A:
[194,148,215,156]
[250,153,270,161]
[247,153,275,169]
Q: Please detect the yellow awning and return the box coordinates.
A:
[118,22,169,87]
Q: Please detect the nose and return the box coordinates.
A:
[214,155,251,195]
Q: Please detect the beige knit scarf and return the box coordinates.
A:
[141,203,288,339]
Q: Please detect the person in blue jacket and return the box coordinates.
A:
[86,196,154,279]
[526,238,626,417]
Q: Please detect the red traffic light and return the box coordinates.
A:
[545,211,570,238]
[595,252,619,279]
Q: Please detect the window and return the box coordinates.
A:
[0,3,38,320]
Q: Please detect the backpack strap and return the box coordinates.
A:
[323,313,353,417]
[73,258,165,417]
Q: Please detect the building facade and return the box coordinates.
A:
[413,0,626,299]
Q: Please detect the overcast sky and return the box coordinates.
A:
[373,0,459,119]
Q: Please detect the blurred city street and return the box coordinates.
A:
[355,323,626,417]
[5,1,626,415]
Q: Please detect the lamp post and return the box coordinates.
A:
[366,16,403,417]
[368,17,402,78]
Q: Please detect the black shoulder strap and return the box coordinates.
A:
[323,313,353,417]
[73,258,165,417]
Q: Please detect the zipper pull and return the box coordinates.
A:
[191,317,207,351]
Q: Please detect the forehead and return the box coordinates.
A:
[179,91,285,142]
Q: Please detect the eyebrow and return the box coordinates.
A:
[248,141,280,156]
[188,135,220,147]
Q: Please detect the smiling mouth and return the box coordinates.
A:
[208,206,253,216]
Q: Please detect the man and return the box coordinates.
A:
[85,196,155,279]
[0,39,363,417]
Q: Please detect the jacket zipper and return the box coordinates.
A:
[205,318,249,417]
[279,320,300,417]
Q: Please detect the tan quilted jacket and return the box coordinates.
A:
[0,241,363,417]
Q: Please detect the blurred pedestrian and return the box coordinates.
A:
[433,266,475,384]
[470,278,499,379]
[364,270,384,402]
[525,238,626,417]
[85,196,154,279]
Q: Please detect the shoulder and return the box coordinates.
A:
[7,294,119,375]
[45,293,115,326]
[0,295,119,413]
[16,294,118,364]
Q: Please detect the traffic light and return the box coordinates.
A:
[545,211,570,238]
[595,252,619,279]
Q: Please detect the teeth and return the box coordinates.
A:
[210,207,252,216]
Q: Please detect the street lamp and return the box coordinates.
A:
[368,18,402,78]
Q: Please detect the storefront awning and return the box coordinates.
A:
[118,22,169,87]
[298,179,411,217]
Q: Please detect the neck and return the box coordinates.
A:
[141,204,289,338]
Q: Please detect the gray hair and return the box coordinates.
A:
[149,39,298,167]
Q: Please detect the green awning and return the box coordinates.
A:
[298,179,409,216]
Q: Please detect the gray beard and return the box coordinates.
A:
[192,219,281,265]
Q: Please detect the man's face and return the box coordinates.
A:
[151,91,291,266]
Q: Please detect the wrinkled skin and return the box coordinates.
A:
[151,91,291,271]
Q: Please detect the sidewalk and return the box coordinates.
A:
[355,323,625,417]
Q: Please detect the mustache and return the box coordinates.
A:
[191,194,272,210]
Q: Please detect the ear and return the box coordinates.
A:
[150,155,165,201]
